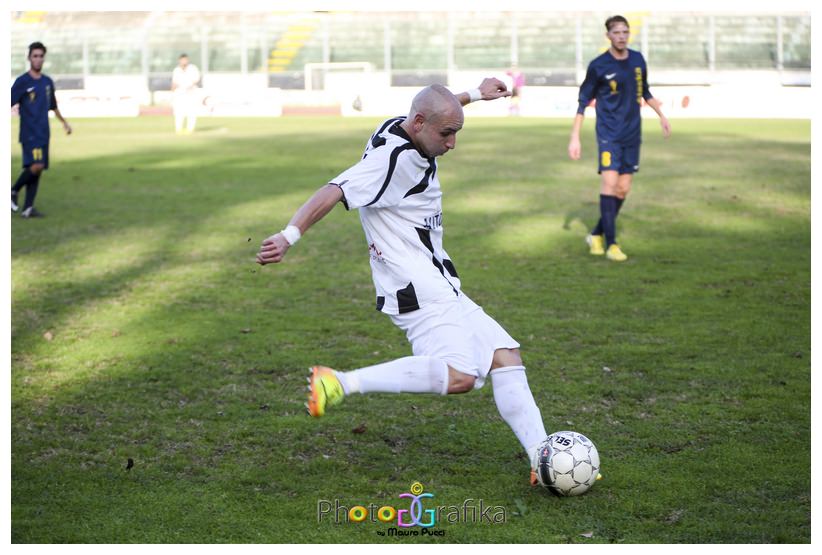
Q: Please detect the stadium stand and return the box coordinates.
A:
[10,10,810,92]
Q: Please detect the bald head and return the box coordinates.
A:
[408,84,463,122]
[401,84,465,158]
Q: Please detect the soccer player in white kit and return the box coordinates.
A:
[171,54,200,134]
[256,79,549,485]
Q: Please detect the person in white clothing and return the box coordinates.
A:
[171,54,200,134]
[256,79,551,486]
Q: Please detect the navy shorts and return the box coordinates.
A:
[22,142,49,169]
[598,139,639,175]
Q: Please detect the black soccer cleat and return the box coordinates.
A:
[21,207,45,218]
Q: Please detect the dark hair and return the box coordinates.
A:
[605,15,629,31]
[28,41,47,56]
[179,53,188,59]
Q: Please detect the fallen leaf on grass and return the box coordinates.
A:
[352,424,367,434]
[580,531,594,538]
[240,328,252,334]
[43,331,53,341]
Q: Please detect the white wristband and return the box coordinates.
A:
[467,88,482,103]
[280,225,301,246]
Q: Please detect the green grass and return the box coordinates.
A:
[10,116,810,543]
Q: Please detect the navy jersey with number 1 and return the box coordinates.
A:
[11,72,57,145]
[577,49,652,144]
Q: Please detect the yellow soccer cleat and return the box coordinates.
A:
[586,234,605,256]
[306,365,345,417]
[606,244,628,262]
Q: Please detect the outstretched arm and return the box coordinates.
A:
[256,184,344,265]
[645,97,671,138]
[456,77,512,106]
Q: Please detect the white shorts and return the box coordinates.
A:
[172,92,199,115]
[389,293,520,389]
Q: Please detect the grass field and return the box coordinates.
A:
[10,116,810,543]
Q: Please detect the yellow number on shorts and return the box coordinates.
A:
[601,151,612,167]
[32,148,43,161]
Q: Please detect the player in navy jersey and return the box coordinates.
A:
[568,15,670,261]
[11,42,72,218]
[257,79,556,486]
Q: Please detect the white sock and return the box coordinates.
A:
[336,356,449,396]
[491,366,548,461]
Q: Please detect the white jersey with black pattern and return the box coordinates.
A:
[330,116,462,315]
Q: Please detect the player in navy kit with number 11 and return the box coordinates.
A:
[568,15,670,261]
[11,42,72,218]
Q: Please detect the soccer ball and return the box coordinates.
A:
[534,431,600,496]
